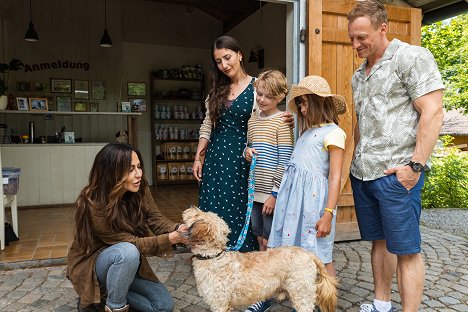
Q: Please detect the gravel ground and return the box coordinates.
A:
[420,208,468,239]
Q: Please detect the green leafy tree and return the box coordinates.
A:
[421,13,468,113]
[422,136,468,208]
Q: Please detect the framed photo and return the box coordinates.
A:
[64,132,75,144]
[91,80,106,100]
[51,78,72,93]
[56,96,72,111]
[89,102,99,112]
[127,82,146,96]
[74,80,89,99]
[130,98,147,112]
[46,96,55,111]
[16,97,29,111]
[17,81,32,92]
[34,81,49,92]
[29,97,48,111]
[121,101,131,113]
[74,101,88,112]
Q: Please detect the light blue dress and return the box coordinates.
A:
[268,124,342,264]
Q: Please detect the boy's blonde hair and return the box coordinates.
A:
[347,0,388,29]
[253,69,288,102]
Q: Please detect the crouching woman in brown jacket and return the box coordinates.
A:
[67,143,188,312]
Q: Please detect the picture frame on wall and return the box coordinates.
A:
[29,98,48,111]
[91,80,106,100]
[16,97,29,111]
[89,102,99,112]
[17,81,32,92]
[51,78,72,93]
[121,101,131,113]
[34,81,49,92]
[64,131,75,144]
[47,96,55,111]
[74,101,88,112]
[127,82,146,96]
[129,98,147,112]
[74,80,89,99]
[56,96,72,111]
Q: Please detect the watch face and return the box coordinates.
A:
[412,162,424,172]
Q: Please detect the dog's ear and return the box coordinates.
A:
[188,220,212,244]
[182,205,202,225]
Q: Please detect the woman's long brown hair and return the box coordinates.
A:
[74,143,149,254]
[208,35,247,126]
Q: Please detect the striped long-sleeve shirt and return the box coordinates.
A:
[247,111,294,203]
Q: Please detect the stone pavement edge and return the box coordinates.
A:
[0,225,466,312]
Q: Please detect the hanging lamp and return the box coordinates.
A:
[24,0,39,42]
[100,0,112,47]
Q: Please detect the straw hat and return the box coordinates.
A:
[287,75,347,115]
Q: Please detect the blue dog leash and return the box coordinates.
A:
[227,153,257,251]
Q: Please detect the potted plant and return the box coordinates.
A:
[0,58,24,110]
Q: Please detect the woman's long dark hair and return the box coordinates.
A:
[208,35,247,126]
[74,143,149,253]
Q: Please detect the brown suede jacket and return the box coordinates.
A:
[67,187,178,305]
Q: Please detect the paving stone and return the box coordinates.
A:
[0,226,466,311]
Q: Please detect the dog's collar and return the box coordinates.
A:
[193,250,225,260]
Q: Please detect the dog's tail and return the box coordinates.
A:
[312,256,338,312]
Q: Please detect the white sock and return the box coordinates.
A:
[374,299,391,312]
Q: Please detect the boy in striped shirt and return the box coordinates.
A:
[244,70,294,252]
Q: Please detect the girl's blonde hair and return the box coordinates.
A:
[253,69,288,102]
[296,94,339,135]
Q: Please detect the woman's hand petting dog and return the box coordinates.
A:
[169,224,190,245]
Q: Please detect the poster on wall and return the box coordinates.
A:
[56,96,72,111]
[74,80,89,100]
[91,80,106,100]
[51,79,72,93]
[127,82,146,96]
[130,98,147,112]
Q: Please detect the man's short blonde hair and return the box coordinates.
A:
[347,0,388,29]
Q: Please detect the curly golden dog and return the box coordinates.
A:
[182,206,338,312]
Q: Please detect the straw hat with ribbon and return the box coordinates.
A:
[287,75,347,115]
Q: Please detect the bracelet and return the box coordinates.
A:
[194,159,202,162]
[324,207,335,215]
[271,191,278,198]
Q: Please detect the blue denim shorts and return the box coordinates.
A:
[251,201,273,239]
[350,173,425,255]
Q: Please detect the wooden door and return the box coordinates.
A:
[307,0,422,241]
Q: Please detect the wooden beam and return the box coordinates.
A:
[307,0,323,76]
[148,0,257,12]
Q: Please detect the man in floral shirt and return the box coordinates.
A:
[347,1,444,312]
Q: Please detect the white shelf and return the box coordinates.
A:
[0,110,142,116]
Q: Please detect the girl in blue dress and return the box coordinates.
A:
[268,75,348,278]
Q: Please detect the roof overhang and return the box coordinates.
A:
[401,0,468,24]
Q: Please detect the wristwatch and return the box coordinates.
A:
[407,161,430,172]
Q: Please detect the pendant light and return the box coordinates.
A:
[100,0,112,47]
[24,0,39,42]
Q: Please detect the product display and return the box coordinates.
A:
[150,67,204,185]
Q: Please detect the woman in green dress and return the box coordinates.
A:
[193,35,258,251]
[193,36,293,253]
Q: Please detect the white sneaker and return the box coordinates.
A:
[360,303,394,312]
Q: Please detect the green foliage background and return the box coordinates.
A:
[421,13,468,114]
[422,137,468,208]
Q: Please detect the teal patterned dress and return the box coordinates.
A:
[199,78,258,252]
